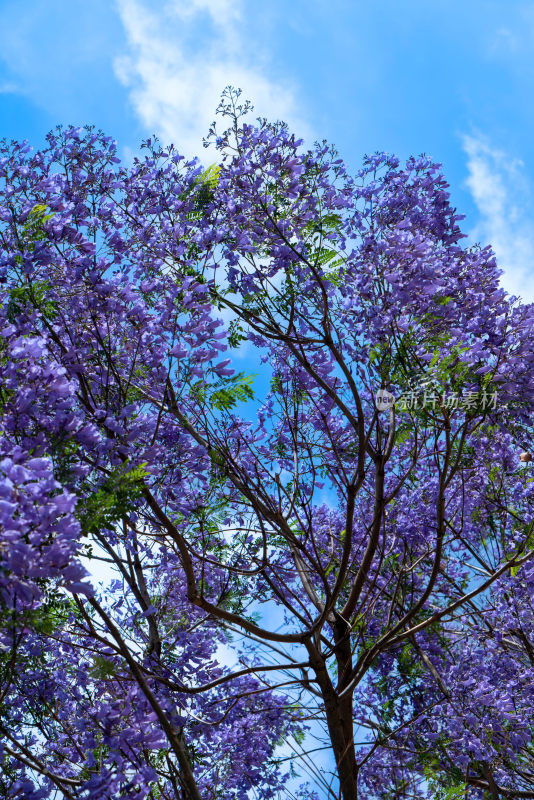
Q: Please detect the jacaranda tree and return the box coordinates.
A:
[2,89,534,799]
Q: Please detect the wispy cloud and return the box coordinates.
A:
[0,81,20,94]
[114,0,311,158]
[463,133,534,302]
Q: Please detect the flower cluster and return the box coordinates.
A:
[2,95,534,800]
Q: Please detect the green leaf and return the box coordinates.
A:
[199,164,221,189]
[77,462,149,534]
[90,656,118,679]
[7,280,58,322]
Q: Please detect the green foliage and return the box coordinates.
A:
[369,329,423,390]
[199,163,221,189]
[210,372,255,410]
[6,279,58,323]
[192,371,255,412]
[314,248,346,284]
[430,341,480,394]
[20,203,54,246]
[397,642,424,681]
[422,763,467,799]
[508,519,534,576]
[77,462,149,534]
[188,164,221,219]
[394,422,414,446]
[227,318,247,349]
[303,212,347,284]
[90,655,118,680]
[1,592,74,638]
[49,434,80,484]
[370,299,498,417]
[5,205,58,322]
[311,212,342,231]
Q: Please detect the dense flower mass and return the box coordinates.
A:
[2,91,534,799]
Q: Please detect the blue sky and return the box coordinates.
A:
[1,0,534,299]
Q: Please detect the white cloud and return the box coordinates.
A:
[463,134,534,302]
[113,0,311,158]
[488,27,518,56]
[0,81,19,94]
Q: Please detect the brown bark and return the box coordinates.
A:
[307,633,359,800]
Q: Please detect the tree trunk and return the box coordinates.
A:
[307,638,359,800]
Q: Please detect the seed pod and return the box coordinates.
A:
[520,451,532,463]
